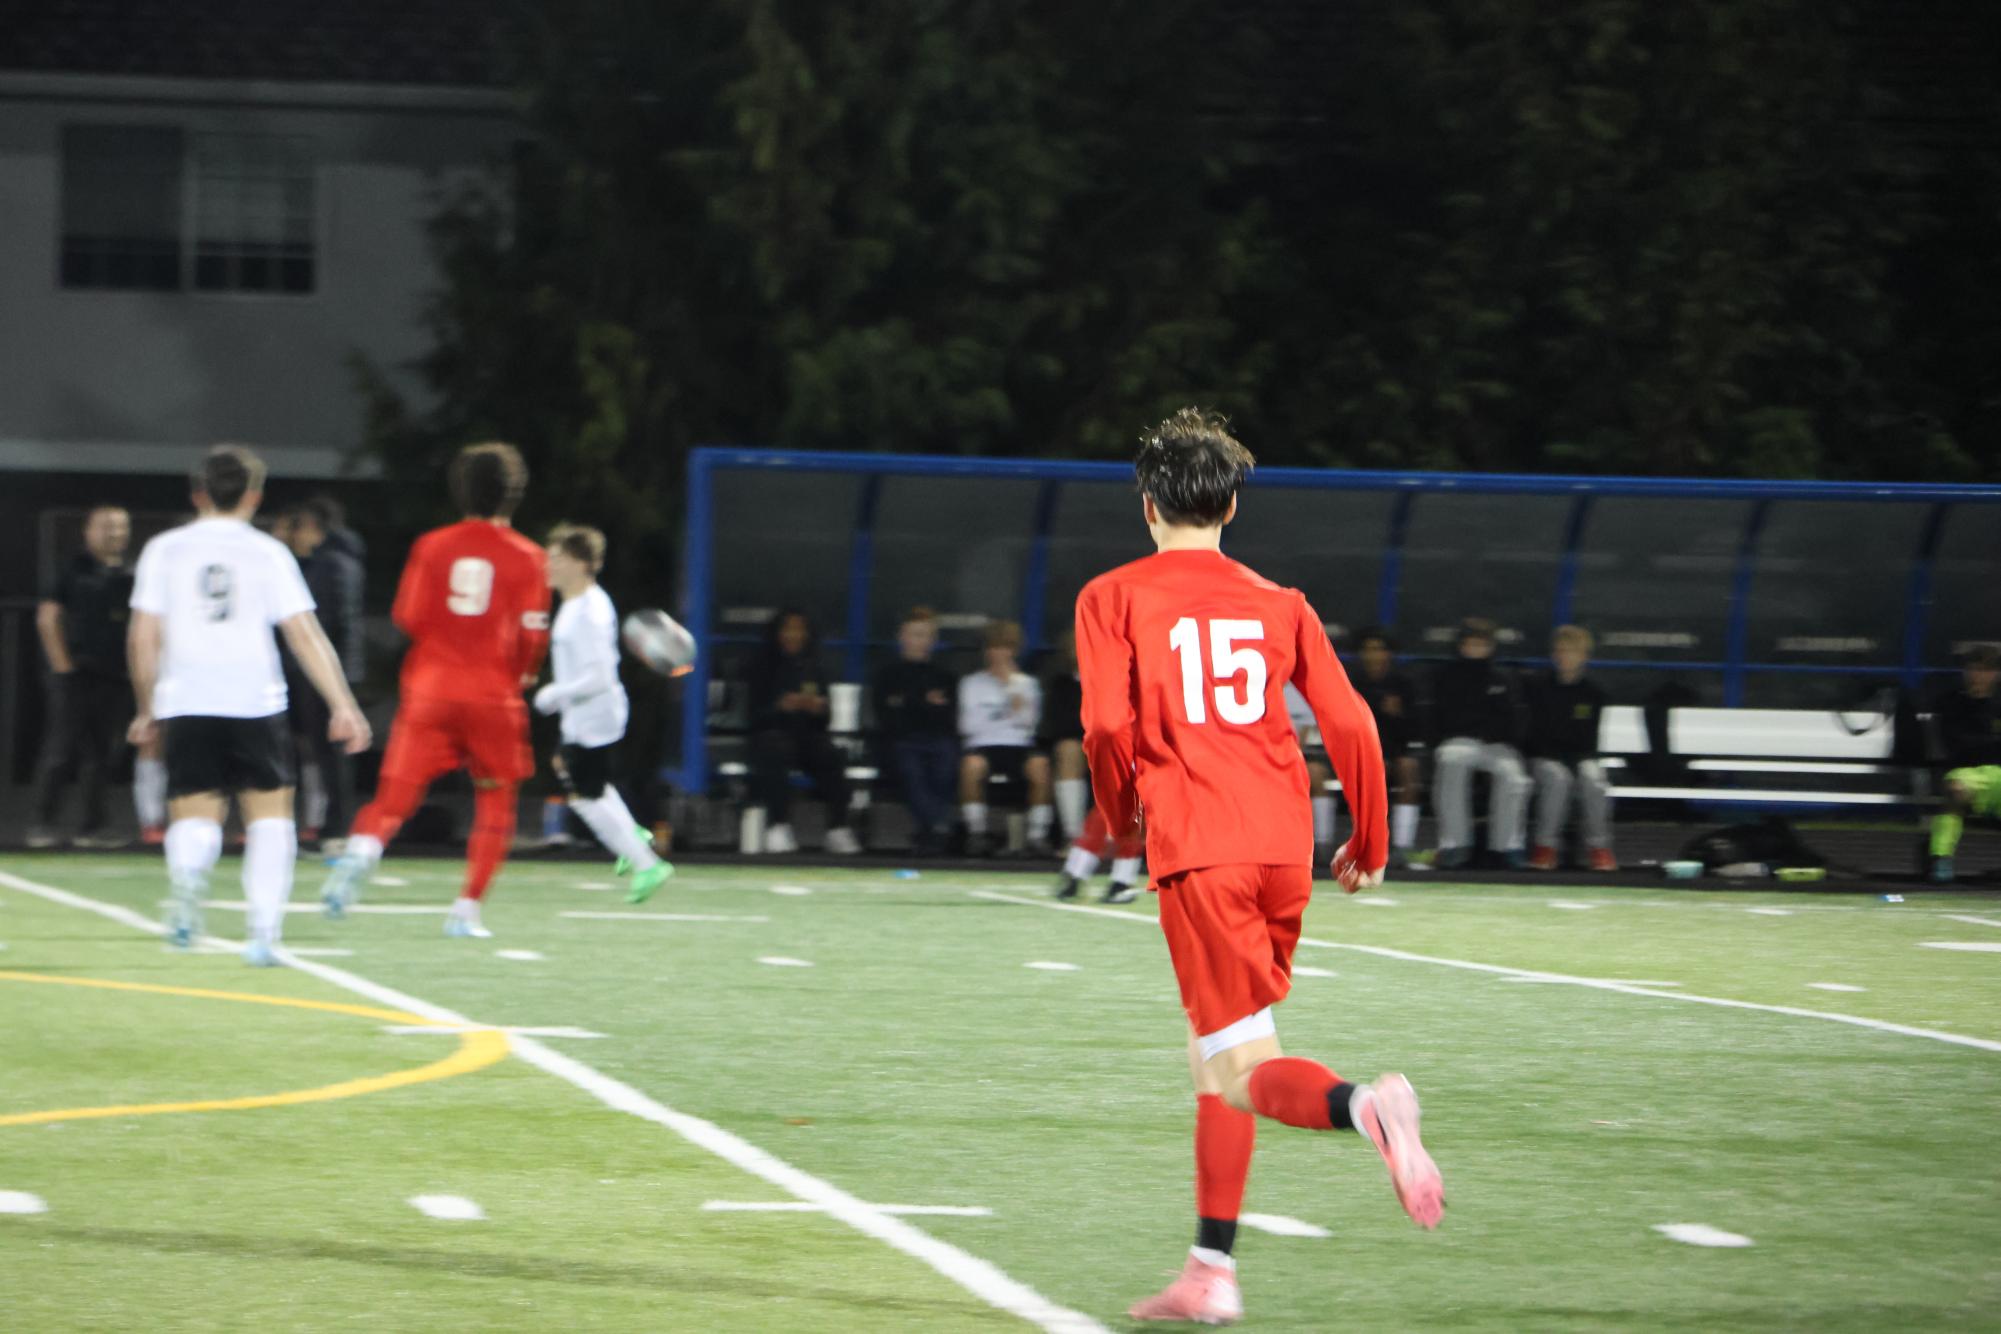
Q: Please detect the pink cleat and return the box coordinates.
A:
[1128,1251,1243,1325]
[1354,1073,1444,1229]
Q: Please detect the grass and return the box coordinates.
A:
[2,854,1998,1331]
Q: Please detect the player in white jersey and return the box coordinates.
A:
[127,446,370,963]
[956,618,1054,855]
[534,525,672,903]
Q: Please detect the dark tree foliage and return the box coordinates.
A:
[358,0,1994,580]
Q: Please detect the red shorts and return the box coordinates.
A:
[379,694,533,787]
[1156,863,1314,1037]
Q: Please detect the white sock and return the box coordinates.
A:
[1063,845,1102,879]
[1110,855,1143,885]
[1392,803,1420,849]
[165,817,222,890]
[1312,795,1337,846]
[573,790,659,870]
[451,896,482,921]
[346,833,384,867]
[243,818,297,944]
[962,802,988,835]
[1190,1246,1236,1271]
[1054,779,1089,839]
[1028,804,1053,843]
[133,758,167,828]
[300,762,327,829]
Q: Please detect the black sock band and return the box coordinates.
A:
[1327,1080,1358,1132]
[1196,1216,1237,1256]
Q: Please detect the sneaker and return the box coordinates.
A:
[73,831,127,850]
[1102,880,1140,905]
[1502,849,1529,871]
[24,828,59,850]
[625,862,674,905]
[1434,847,1471,871]
[1587,847,1619,874]
[320,853,368,921]
[1053,873,1082,901]
[762,824,799,855]
[1527,845,1559,872]
[444,899,493,939]
[614,826,655,877]
[140,825,166,848]
[166,871,206,949]
[824,827,862,856]
[1930,856,1955,885]
[1352,1073,1444,1229]
[242,936,281,967]
[1128,1251,1242,1325]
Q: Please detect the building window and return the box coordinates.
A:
[59,125,185,291]
[59,125,317,295]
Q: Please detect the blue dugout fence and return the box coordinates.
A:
[671,448,2001,793]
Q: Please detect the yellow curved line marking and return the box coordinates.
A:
[0,969,509,1127]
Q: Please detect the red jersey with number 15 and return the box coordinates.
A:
[392,520,551,703]
[1075,548,1387,879]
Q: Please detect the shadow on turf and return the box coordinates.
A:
[36,1224,1015,1321]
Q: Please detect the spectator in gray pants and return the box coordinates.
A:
[1429,618,1530,869]
[1525,625,1616,872]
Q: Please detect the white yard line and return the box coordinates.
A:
[703,1201,994,1218]
[968,890,2001,1055]
[0,869,1107,1334]
[1239,1213,1331,1238]
[1944,915,2001,929]
[409,1194,485,1221]
[561,911,771,924]
[1654,1223,1752,1248]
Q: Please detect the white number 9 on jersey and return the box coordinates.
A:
[447,557,495,615]
[1168,617,1268,724]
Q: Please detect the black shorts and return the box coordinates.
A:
[558,742,617,800]
[972,744,1033,787]
[163,714,295,798]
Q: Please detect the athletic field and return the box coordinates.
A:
[2,855,1997,1331]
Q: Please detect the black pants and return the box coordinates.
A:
[750,728,850,829]
[35,672,127,833]
[289,686,353,835]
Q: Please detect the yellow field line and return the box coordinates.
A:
[0,970,510,1127]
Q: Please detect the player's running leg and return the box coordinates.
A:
[163,808,224,948]
[322,701,456,918]
[572,785,673,903]
[1104,832,1145,904]
[446,780,516,938]
[1056,806,1112,899]
[240,789,298,966]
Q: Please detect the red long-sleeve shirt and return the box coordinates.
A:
[391,520,550,703]
[1074,548,1388,878]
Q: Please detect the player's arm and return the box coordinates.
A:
[511,555,552,686]
[1292,595,1389,887]
[125,610,162,746]
[278,613,372,754]
[1075,581,1140,835]
[390,535,434,639]
[534,609,617,715]
[35,585,73,675]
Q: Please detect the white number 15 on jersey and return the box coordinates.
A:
[1168,617,1267,724]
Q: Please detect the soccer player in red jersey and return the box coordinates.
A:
[320,443,551,938]
[1075,409,1443,1325]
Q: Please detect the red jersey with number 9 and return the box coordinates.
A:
[1074,548,1387,879]
[391,519,551,703]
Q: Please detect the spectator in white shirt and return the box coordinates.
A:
[957,619,1053,855]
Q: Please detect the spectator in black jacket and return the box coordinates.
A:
[1353,627,1423,865]
[1429,617,1530,869]
[1525,625,1615,871]
[872,607,958,854]
[747,610,858,855]
[276,498,366,846]
[1936,645,2001,770]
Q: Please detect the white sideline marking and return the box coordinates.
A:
[1944,915,2001,929]
[1746,907,1792,916]
[562,911,770,924]
[382,1024,606,1039]
[757,956,814,968]
[572,880,615,890]
[968,890,2001,1054]
[1548,901,1597,911]
[285,947,354,958]
[410,1194,485,1221]
[1024,961,1080,972]
[1239,1213,1330,1239]
[1808,983,1867,993]
[0,871,1108,1334]
[771,884,814,896]
[1654,1223,1752,1248]
[703,1201,994,1218]
[1503,977,1682,988]
[371,876,409,887]
[495,949,544,962]
[1355,897,1397,907]
[1921,941,2001,953]
[206,901,446,916]
[0,1190,49,1215]
[1292,966,1338,978]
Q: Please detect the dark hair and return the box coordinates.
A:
[983,619,1023,652]
[193,444,265,511]
[902,605,939,627]
[303,495,344,532]
[547,522,606,573]
[1133,407,1255,526]
[449,442,528,519]
[1458,617,1498,644]
[1354,625,1397,652]
[1965,645,2001,670]
[765,608,816,658]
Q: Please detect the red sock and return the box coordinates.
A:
[463,783,518,901]
[1073,806,1112,857]
[1248,1056,1349,1130]
[351,777,426,846]
[1195,1093,1255,1223]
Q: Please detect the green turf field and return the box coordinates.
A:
[2,854,1998,1331]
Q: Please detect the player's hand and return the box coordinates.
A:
[126,713,157,748]
[1331,842,1385,895]
[329,705,372,756]
[533,683,562,715]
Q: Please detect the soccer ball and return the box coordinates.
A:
[621,608,698,677]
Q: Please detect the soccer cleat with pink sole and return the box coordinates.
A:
[1128,1252,1243,1325]
[1354,1073,1445,1229]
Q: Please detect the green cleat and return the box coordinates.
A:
[626,862,674,904]
[616,827,655,877]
